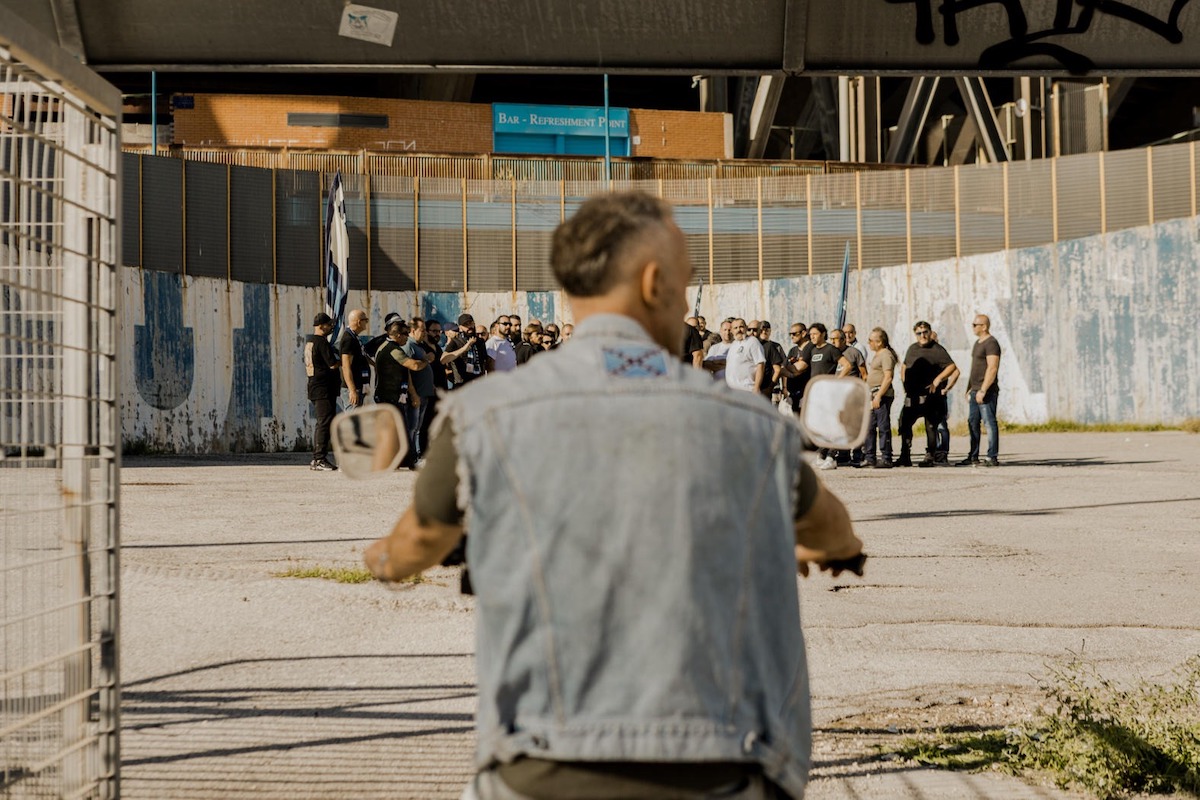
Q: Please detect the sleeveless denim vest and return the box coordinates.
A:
[443,314,813,797]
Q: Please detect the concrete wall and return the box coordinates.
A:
[119,217,1199,452]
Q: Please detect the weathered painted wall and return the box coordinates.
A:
[119,217,1199,452]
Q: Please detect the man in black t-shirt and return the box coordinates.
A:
[898,320,959,467]
[800,323,853,470]
[783,322,809,412]
[336,308,371,409]
[681,320,704,367]
[959,314,1002,466]
[756,321,787,403]
[304,313,341,471]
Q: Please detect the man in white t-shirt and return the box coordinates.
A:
[485,317,518,372]
[702,318,734,381]
[723,318,765,393]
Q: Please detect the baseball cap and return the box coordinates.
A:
[443,322,459,332]
[313,312,333,326]
[457,313,475,326]
[383,312,402,328]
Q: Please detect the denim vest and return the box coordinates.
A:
[444,314,813,797]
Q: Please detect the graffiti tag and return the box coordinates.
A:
[885,0,1193,72]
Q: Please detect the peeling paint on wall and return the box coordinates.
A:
[119,217,1200,452]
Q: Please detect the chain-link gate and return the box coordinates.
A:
[1,7,122,799]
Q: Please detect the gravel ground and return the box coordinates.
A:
[118,432,1200,798]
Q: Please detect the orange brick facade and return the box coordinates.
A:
[629,109,730,159]
[172,94,493,152]
[171,94,729,159]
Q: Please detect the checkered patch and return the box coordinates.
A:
[602,345,668,378]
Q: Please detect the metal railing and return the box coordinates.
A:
[1,6,122,798]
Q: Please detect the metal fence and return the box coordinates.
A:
[2,6,122,798]
[122,140,1200,294]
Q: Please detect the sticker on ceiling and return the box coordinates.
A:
[338,4,399,47]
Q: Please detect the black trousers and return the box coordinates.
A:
[417,394,438,457]
[898,393,947,456]
[310,391,337,461]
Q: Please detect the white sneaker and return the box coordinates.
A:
[817,456,837,470]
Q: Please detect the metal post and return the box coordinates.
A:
[1191,142,1197,220]
[414,177,421,305]
[226,164,232,282]
[151,70,157,156]
[1099,151,1107,234]
[365,174,372,294]
[1147,147,1155,224]
[905,169,912,266]
[271,169,277,283]
[838,76,850,161]
[707,177,714,286]
[756,176,763,286]
[953,165,961,260]
[805,173,813,276]
[855,171,863,271]
[181,162,187,276]
[511,178,518,295]
[1003,162,1011,250]
[1051,158,1059,242]
[461,178,469,293]
[603,75,612,189]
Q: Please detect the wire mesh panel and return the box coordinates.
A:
[369,175,416,292]
[710,178,759,284]
[858,170,908,270]
[514,182,560,292]
[1056,152,1103,242]
[907,168,957,264]
[1007,159,1054,249]
[417,178,465,292]
[760,177,810,280]
[229,165,273,284]
[957,164,1005,257]
[183,161,227,279]
[1149,143,1192,225]
[119,153,139,267]
[1104,148,1150,233]
[809,173,859,275]
[465,180,515,293]
[140,156,181,272]
[274,170,320,286]
[1,9,122,797]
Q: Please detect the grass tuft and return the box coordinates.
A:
[275,565,427,585]
[890,654,1200,799]
[1182,418,1200,434]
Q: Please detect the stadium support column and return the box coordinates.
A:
[956,77,1010,163]
[885,77,940,165]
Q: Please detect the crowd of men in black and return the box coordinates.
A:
[303,308,1001,473]
[303,310,573,471]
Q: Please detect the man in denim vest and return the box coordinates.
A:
[365,191,864,799]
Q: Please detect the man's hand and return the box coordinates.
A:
[794,481,863,578]
[348,388,360,406]
[975,389,985,403]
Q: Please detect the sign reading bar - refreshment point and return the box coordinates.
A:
[493,103,630,156]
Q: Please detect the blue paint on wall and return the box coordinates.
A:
[134,270,194,410]
[223,283,273,448]
[422,292,463,325]
[524,292,556,324]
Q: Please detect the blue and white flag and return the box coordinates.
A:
[323,171,350,340]
[835,241,851,330]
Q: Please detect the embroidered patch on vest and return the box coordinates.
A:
[602,345,668,378]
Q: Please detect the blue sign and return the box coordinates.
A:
[494,104,629,137]
[493,103,631,157]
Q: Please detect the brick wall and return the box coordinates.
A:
[172,94,731,159]
[172,94,493,152]
[630,109,730,159]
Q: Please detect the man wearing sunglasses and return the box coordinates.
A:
[897,321,959,467]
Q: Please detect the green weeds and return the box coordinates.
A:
[890,655,1200,799]
[275,565,426,585]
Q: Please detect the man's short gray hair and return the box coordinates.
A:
[550,192,673,297]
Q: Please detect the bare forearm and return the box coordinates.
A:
[365,506,463,582]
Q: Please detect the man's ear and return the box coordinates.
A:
[639,259,662,308]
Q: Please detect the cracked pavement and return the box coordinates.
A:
[118,431,1200,798]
